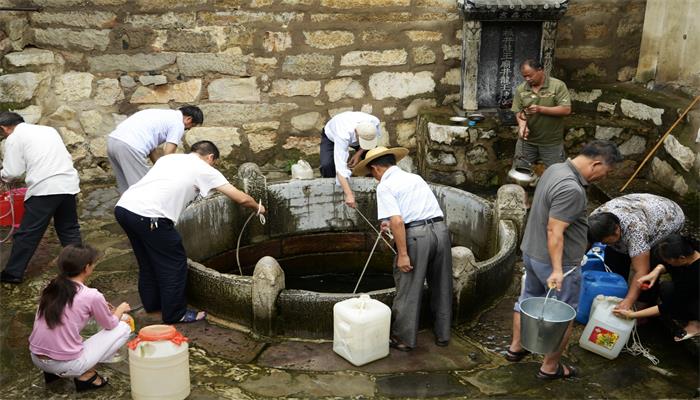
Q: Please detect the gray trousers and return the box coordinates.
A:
[107,137,150,194]
[514,138,566,169]
[392,221,453,348]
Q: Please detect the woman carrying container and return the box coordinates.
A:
[28,244,132,392]
[614,234,699,342]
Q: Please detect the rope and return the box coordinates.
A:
[0,182,17,244]
[353,232,382,294]
[235,201,266,276]
[353,207,396,255]
[623,307,659,365]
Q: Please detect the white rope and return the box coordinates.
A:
[0,183,17,244]
[353,232,383,294]
[235,201,266,276]
[353,207,396,255]
[589,251,613,273]
[623,315,659,365]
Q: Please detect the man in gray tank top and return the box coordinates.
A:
[505,140,622,380]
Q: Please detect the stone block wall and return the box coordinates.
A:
[554,0,647,84]
[0,0,463,181]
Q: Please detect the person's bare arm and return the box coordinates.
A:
[516,112,529,140]
[162,142,178,156]
[148,147,164,163]
[389,215,412,273]
[546,217,571,290]
[615,251,651,311]
[215,183,266,214]
[525,104,571,117]
[337,174,355,208]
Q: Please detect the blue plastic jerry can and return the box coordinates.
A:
[581,243,607,273]
[576,270,628,325]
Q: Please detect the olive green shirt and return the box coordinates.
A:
[511,76,571,146]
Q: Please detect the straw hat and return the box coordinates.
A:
[352,146,409,176]
[355,122,378,150]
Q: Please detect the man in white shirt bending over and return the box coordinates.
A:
[320,111,380,208]
[353,147,453,351]
[114,140,265,324]
[0,112,81,284]
[107,105,203,194]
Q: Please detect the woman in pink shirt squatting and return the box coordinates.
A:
[28,244,132,392]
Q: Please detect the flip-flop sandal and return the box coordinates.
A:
[74,371,108,392]
[389,337,412,352]
[177,309,207,323]
[504,348,531,362]
[674,329,700,342]
[537,363,577,380]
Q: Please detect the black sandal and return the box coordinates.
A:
[74,371,108,392]
[43,372,61,384]
[537,363,577,380]
[389,337,412,352]
[504,348,530,362]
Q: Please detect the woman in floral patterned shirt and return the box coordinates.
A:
[588,193,684,311]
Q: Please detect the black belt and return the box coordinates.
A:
[405,216,443,229]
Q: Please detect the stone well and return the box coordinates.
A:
[177,169,523,339]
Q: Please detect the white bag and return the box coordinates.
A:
[291,160,313,180]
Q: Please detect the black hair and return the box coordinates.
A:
[179,105,204,126]
[520,59,544,70]
[587,212,620,243]
[190,140,220,160]
[368,154,397,168]
[38,244,99,329]
[656,234,698,260]
[0,111,25,127]
[580,140,623,165]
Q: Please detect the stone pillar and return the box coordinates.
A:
[540,21,558,76]
[451,246,477,323]
[461,20,481,111]
[495,184,527,242]
[252,256,285,337]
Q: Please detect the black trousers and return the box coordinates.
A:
[319,129,362,178]
[2,194,81,279]
[115,206,188,323]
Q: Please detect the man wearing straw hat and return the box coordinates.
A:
[320,111,381,208]
[353,146,452,351]
[505,140,622,379]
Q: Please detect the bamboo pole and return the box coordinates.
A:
[619,95,700,193]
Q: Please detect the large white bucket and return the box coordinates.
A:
[333,294,391,366]
[128,325,190,400]
[579,295,635,359]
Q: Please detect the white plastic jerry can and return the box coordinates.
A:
[333,294,391,366]
[579,295,636,360]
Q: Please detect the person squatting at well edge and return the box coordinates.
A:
[614,234,700,342]
[0,111,82,284]
[28,244,132,393]
[114,140,265,324]
[353,146,452,352]
[107,105,203,194]
[588,193,685,312]
[320,111,381,208]
[505,140,623,380]
[511,59,571,173]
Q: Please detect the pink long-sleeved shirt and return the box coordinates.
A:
[28,282,119,360]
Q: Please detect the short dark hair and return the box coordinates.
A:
[179,105,203,125]
[520,59,544,70]
[368,154,396,169]
[656,234,698,260]
[587,212,620,243]
[0,112,25,127]
[190,140,220,160]
[580,140,623,165]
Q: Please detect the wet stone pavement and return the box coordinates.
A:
[1,185,699,399]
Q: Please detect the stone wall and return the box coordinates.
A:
[553,0,646,84]
[0,0,463,181]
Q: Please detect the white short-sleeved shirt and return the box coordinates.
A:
[109,109,185,158]
[116,153,228,223]
[323,111,380,179]
[0,123,79,200]
[376,166,443,223]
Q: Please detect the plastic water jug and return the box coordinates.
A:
[128,325,190,400]
[576,270,628,324]
[291,160,313,180]
[581,244,607,273]
[579,295,635,359]
[333,294,391,366]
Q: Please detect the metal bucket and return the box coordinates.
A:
[520,297,576,354]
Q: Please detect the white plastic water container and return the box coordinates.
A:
[333,294,391,366]
[578,295,635,359]
[291,160,313,179]
[128,325,190,400]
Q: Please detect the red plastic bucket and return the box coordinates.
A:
[0,188,27,228]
